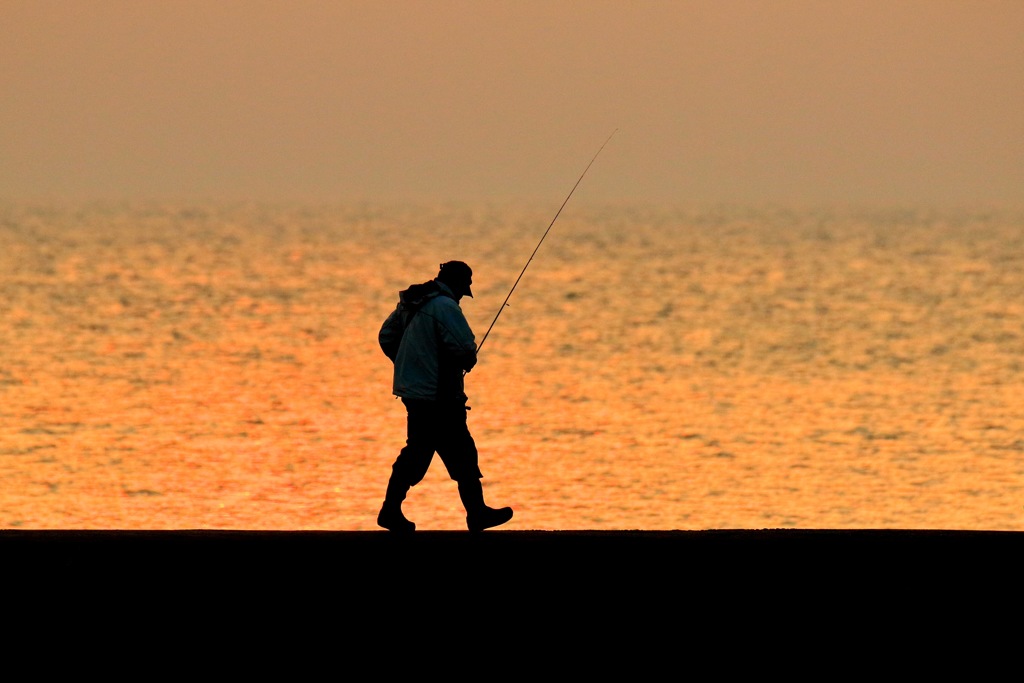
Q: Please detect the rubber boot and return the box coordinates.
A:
[458,479,513,532]
[377,477,415,533]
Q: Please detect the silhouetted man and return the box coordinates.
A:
[377,261,513,532]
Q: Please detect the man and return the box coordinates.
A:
[377,260,513,532]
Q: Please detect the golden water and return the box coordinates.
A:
[2,201,1022,530]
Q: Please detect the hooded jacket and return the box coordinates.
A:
[378,279,478,401]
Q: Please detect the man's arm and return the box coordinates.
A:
[434,299,478,372]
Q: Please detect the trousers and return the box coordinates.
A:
[389,396,483,486]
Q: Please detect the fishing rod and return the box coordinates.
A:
[475,128,617,357]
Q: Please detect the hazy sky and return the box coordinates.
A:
[3,0,1022,207]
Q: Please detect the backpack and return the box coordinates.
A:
[378,280,453,360]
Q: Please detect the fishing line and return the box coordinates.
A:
[475,129,617,358]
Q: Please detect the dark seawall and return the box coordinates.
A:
[6,528,1021,602]
[6,529,1020,659]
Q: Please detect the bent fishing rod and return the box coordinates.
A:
[474,129,618,359]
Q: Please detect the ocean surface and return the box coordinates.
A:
[1,201,1022,531]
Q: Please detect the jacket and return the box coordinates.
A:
[378,279,478,401]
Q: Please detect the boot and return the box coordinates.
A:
[458,479,513,532]
[377,477,415,533]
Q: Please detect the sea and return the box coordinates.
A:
[1,200,1022,531]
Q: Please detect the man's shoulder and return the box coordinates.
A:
[423,291,460,312]
[422,293,470,329]
[399,280,443,307]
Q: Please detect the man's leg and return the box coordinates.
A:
[457,478,513,532]
[377,475,415,532]
[378,399,437,532]
[435,400,513,532]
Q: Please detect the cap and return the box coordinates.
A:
[438,260,473,298]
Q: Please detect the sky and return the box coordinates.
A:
[3,0,1023,208]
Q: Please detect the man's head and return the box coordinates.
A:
[437,261,473,299]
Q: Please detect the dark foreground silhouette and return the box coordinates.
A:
[6,528,1020,600]
[6,528,1018,655]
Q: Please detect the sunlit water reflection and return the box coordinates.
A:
[2,201,1022,530]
